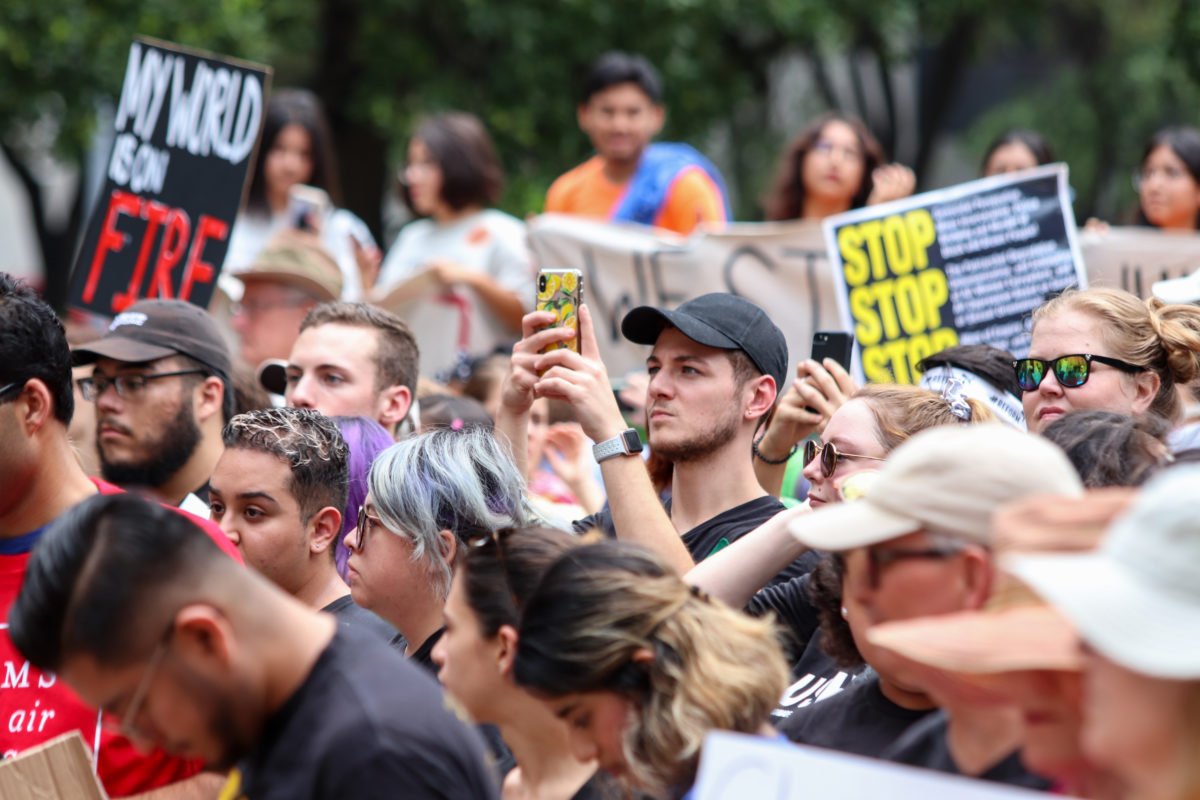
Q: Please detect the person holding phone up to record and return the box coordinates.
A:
[752,332,860,500]
[225,89,381,302]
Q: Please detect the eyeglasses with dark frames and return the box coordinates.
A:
[349,505,384,555]
[866,544,965,590]
[1012,354,1142,393]
[804,439,888,478]
[0,380,26,404]
[76,370,206,402]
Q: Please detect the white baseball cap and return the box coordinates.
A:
[1005,465,1200,680]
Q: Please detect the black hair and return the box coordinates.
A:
[812,554,864,669]
[9,493,228,671]
[980,128,1055,174]
[460,526,578,637]
[246,88,342,213]
[1040,409,1171,488]
[419,393,494,432]
[762,112,887,221]
[580,52,663,105]
[402,113,504,214]
[917,344,1023,399]
[1136,125,1200,229]
[0,273,73,424]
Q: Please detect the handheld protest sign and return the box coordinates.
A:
[69,37,272,316]
[823,164,1087,384]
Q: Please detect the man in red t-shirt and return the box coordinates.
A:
[0,273,241,798]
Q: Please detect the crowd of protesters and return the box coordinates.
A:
[1,48,1200,800]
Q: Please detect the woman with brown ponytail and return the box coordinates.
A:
[513,541,790,800]
[1018,287,1200,434]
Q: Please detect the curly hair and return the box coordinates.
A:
[810,554,863,669]
[221,407,349,526]
[514,541,789,798]
[1033,287,1200,422]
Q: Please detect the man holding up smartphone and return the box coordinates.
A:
[497,293,813,583]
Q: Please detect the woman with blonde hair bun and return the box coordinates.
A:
[1018,287,1200,433]
[514,541,789,800]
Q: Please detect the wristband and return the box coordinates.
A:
[752,436,797,465]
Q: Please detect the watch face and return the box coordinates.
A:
[620,429,642,453]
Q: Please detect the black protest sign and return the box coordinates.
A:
[69,38,271,316]
[823,164,1087,384]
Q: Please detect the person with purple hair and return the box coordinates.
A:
[333,415,396,580]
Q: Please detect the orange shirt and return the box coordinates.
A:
[545,156,726,234]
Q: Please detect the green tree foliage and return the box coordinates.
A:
[3,0,1198,305]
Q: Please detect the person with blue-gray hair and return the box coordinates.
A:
[343,424,535,669]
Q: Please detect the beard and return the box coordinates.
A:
[648,405,741,464]
[99,396,202,491]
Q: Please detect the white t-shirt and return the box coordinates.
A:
[377,209,534,349]
[223,207,376,302]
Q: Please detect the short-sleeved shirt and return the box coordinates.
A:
[880,710,1053,791]
[0,478,242,797]
[574,495,817,586]
[376,209,532,350]
[778,674,936,758]
[545,156,725,234]
[226,626,498,799]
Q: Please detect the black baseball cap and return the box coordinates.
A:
[621,293,788,392]
[72,299,233,384]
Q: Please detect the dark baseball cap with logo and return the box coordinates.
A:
[620,293,788,392]
[73,299,233,385]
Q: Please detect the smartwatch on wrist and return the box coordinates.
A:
[592,429,643,463]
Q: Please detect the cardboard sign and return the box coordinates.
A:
[527,215,842,380]
[0,731,107,800]
[694,731,1070,800]
[376,272,504,380]
[1079,226,1200,297]
[823,164,1087,384]
[69,37,271,316]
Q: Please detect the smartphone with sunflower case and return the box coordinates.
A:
[536,269,584,354]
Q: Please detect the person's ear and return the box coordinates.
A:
[496,624,519,677]
[438,528,458,565]
[1129,370,1160,416]
[649,104,665,137]
[308,506,343,556]
[16,378,54,435]
[961,546,993,610]
[743,375,778,421]
[193,376,225,423]
[576,103,591,134]
[377,384,412,431]
[172,603,234,672]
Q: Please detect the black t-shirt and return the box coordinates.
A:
[770,635,866,723]
[322,594,398,642]
[575,495,816,586]
[232,626,497,800]
[745,571,865,722]
[778,674,936,759]
[881,710,1054,791]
